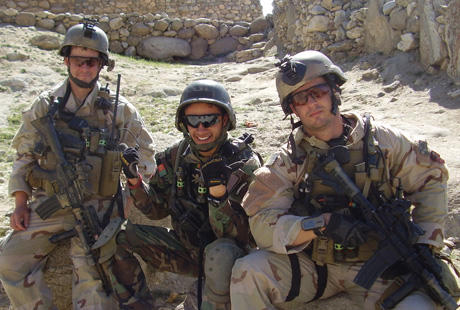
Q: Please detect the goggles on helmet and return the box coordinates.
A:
[183,114,224,128]
[291,83,330,106]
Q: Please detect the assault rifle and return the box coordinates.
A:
[316,146,458,310]
[31,110,113,295]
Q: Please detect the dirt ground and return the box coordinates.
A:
[0,23,460,309]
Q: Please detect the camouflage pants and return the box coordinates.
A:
[0,197,120,310]
[230,249,446,310]
[116,221,233,310]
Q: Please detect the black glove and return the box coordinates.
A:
[120,146,139,179]
[323,213,373,247]
[201,157,234,187]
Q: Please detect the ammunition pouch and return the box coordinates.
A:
[311,236,379,266]
[170,197,205,232]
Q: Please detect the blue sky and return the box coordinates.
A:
[260,0,273,15]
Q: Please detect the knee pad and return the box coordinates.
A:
[204,238,244,303]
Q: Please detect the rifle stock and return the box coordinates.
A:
[318,150,458,310]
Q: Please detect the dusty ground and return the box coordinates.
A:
[0,23,459,309]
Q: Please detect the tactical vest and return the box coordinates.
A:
[158,133,259,250]
[292,115,392,265]
[26,91,122,199]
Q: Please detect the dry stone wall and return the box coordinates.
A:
[0,10,274,63]
[272,0,460,84]
[1,0,263,22]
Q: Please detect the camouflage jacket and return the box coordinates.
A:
[9,78,156,199]
[243,112,449,254]
[130,133,262,252]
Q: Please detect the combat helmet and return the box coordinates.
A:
[275,50,347,115]
[176,80,236,153]
[59,19,114,72]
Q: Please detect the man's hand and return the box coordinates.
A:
[120,146,139,179]
[323,213,373,247]
[10,192,29,231]
[201,157,233,187]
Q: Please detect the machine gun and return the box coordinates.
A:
[316,146,458,310]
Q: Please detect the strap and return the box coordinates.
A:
[197,244,205,308]
[310,263,328,302]
[102,182,124,227]
[285,253,301,302]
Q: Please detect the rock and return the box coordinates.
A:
[383,80,401,92]
[154,19,170,32]
[362,69,380,81]
[15,12,36,26]
[131,22,150,36]
[137,37,191,60]
[177,28,195,40]
[383,1,397,15]
[124,46,137,57]
[194,24,219,40]
[397,33,417,51]
[37,18,55,30]
[189,38,208,60]
[209,37,239,56]
[389,7,408,30]
[445,0,460,84]
[29,34,60,50]
[109,17,124,30]
[364,0,400,54]
[418,0,448,67]
[229,25,248,37]
[249,17,271,34]
[306,15,330,32]
[0,77,30,91]
[6,53,28,61]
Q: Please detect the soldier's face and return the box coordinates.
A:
[184,102,228,151]
[289,77,338,136]
[65,47,102,85]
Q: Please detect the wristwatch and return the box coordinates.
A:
[301,216,325,236]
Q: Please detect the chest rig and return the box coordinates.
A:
[162,133,257,248]
[293,115,389,265]
[28,88,122,199]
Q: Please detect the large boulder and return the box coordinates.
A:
[137,37,191,60]
[210,37,239,56]
[364,0,400,54]
[445,0,460,84]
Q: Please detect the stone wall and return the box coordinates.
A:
[0,0,263,22]
[0,10,274,63]
[272,0,460,84]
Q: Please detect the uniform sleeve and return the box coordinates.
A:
[242,152,308,254]
[207,149,261,245]
[129,148,173,220]
[375,124,449,248]
[116,97,156,178]
[8,94,51,196]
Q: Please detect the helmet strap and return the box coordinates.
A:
[68,67,100,89]
[287,115,304,165]
[326,79,342,115]
[181,122,231,155]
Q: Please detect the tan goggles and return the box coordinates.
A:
[68,56,101,68]
[292,83,330,106]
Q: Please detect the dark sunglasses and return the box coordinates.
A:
[292,83,330,106]
[67,56,102,68]
[183,114,223,128]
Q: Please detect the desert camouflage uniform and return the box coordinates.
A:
[231,112,460,310]
[116,135,261,309]
[0,78,156,310]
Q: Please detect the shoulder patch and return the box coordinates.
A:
[265,153,280,167]
[414,140,445,166]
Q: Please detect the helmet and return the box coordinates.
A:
[275,51,347,115]
[58,19,113,70]
[175,80,236,131]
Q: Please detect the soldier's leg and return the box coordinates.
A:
[108,239,155,309]
[230,250,343,310]
[69,232,119,309]
[117,221,199,277]
[0,206,72,310]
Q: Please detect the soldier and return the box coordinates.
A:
[230,51,460,309]
[116,79,262,309]
[0,20,156,309]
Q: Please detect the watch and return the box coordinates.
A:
[301,216,325,236]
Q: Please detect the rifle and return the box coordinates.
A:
[316,146,458,310]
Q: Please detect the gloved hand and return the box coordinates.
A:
[323,213,373,247]
[201,157,233,187]
[120,146,139,179]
